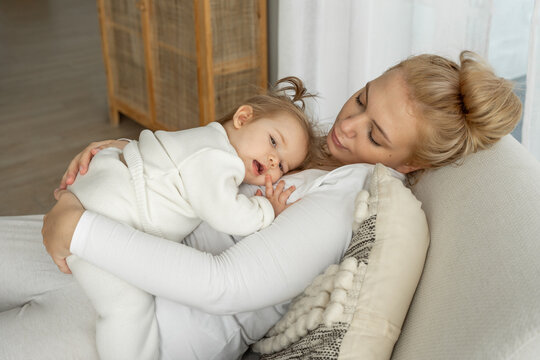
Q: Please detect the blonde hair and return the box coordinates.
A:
[217,76,317,170]
[392,50,522,171]
[309,51,522,174]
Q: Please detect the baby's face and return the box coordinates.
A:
[229,112,309,186]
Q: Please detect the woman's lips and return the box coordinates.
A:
[331,128,347,150]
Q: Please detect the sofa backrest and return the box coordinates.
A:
[392,135,540,359]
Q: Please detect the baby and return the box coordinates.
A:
[66,76,316,360]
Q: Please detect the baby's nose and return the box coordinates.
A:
[268,155,278,168]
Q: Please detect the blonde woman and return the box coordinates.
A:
[2,51,521,360]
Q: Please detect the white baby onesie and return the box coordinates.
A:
[67,122,274,360]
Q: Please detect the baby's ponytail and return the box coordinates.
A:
[217,76,318,170]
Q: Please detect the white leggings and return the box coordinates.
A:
[0,215,98,360]
[67,148,159,360]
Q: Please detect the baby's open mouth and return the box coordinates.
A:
[252,160,265,175]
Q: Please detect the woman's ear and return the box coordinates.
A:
[395,162,422,174]
[232,105,254,129]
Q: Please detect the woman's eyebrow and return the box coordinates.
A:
[365,81,370,106]
[366,82,392,144]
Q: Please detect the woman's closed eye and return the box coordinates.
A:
[368,128,381,146]
[355,93,365,107]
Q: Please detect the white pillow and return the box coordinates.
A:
[252,164,430,359]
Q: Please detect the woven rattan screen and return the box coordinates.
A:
[97,0,267,130]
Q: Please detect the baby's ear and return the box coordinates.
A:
[232,105,254,129]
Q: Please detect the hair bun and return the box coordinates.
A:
[458,51,522,152]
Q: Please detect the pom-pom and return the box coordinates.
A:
[312,274,325,287]
[323,302,345,327]
[295,314,308,337]
[306,308,324,330]
[313,292,330,307]
[334,270,354,290]
[340,257,358,272]
[320,277,334,292]
[304,284,318,297]
[353,190,370,226]
[271,337,282,352]
[285,326,299,343]
[330,288,348,303]
[324,264,340,276]
[278,333,289,348]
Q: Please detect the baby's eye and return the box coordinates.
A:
[270,136,277,147]
[279,163,284,172]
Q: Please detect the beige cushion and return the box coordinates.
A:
[253,164,429,359]
[392,136,540,359]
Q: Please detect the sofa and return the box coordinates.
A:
[1,135,538,359]
[244,134,540,359]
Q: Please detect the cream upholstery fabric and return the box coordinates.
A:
[253,164,429,359]
[392,135,540,359]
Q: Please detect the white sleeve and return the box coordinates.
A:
[179,148,274,235]
[70,181,358,315]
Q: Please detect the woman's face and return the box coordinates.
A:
[327,69,422,174]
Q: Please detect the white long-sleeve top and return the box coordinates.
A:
[71,164,400,359]
[123,122,274,241]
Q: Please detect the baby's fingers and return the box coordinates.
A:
[264,174,274,197]
[279,185,296,203]
[274,180,286,194]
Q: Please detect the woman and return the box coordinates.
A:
[2,51,520,359]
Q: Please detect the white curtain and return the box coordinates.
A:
[272,0,539,159]
[522,0,540,159]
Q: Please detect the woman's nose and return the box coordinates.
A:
[341,116,360,137]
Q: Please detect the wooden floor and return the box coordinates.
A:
[0,0,145,215]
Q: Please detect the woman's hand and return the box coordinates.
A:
[42,190,85,274]
[58,139,129,192]
[256,174,298,217]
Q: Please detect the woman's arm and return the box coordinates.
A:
[69,170,365,314]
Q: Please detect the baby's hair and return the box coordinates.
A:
[217,76,317,170]
[392,50,522,172]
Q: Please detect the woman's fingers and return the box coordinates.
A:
[53,256,72,274]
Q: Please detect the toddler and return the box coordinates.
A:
[66,77,315,360]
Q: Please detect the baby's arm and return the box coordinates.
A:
[179,148,276,235]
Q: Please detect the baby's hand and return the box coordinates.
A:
[256,174,298,217]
